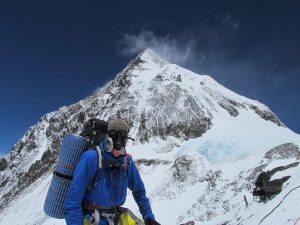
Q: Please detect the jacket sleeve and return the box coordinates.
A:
[127,160,155,220]
[64,150,98,225]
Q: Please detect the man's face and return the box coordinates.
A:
[108,129,128,151]
[111,148,123,157]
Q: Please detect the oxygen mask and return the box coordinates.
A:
[108,130,128,151]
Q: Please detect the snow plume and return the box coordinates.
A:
[118,30,204,67]
[92,80,112,96]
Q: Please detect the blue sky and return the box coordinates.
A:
[1,0,300,154]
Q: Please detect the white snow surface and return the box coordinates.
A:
[0,49,300,225]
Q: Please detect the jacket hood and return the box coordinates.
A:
[98,141,127,164]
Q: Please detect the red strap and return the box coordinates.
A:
[294,217,300,225]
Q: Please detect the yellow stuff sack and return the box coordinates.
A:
[119,211,144,225]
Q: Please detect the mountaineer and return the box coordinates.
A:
[64,119,160,225]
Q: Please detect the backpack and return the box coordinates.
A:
[80,118,108,146]
[44,118,109,219]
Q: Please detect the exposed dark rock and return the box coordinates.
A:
[216,221,230,225]
[46,117,69,137]
[227,99,245,108]
[253,162,299,201]
[0,114,64,211]
[124,54,144,74]
[8,130,39,163]
[176,75,182,82]
[135,159,171,167]
[68,103,82,115]
[77,112,86,123]
[177,118,212,139]
[136,86,212,142]
[28,140,38,150]
[9,140,25,161]
[250,105,284,127]
[184,96,202,114]
[218,98,246,117]
[138,111,150,143]
[155,74,164,81]
[0,177,8,188]
[0,158,8,171]
[50,136,63,151]
[9,140,38,165]
[205,170,222,191]
[147,116,211,142]
[264,143,300,160]
[180,221,195,225]
[41,149,58,165]
[247,164,268,183]
[218,101,239,117]
[111,59,135,91]
[0,149,57,210]
[172,155,193,182]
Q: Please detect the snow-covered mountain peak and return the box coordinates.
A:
[137,48,168,69]
[0,50,300,225]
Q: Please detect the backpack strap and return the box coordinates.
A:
[95,146,103,169]
[87,145,103,190]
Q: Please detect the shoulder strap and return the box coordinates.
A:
[87,146,103,190]
[85,143,103,169]
[95,146,103,169]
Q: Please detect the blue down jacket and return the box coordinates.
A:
[64,141,155,225]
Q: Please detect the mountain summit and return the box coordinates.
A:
[0,49,299,225]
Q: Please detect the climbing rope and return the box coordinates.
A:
[258,185,300,225]
[294,216,300,225]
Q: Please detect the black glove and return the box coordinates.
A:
[145,218,161,225]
